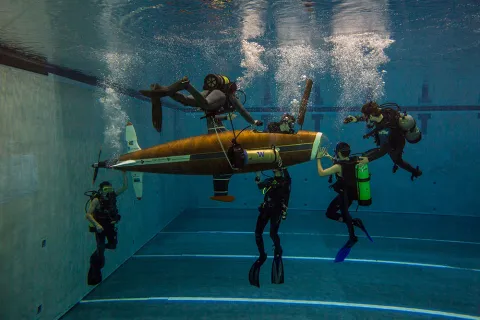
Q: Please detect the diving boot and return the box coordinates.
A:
[411,166,422,181]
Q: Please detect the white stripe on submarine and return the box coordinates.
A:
[113,155,192,168]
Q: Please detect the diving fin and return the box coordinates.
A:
[334,237,358,263]
[353,218,374,242]
[88,252,104,285]
[271,254,284,284]
[151,96,163,132]
[249,254,267,288]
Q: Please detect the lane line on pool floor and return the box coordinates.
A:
[79,296,480,320]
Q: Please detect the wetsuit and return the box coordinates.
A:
[361,108,420,176]
[326,157,362,240]
[267,121,295,134]
[88,192,121,285]
[255,169,291,258]
[142,79,257,125]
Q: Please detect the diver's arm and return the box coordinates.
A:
[115,172,128,196]
[344,114,367,124]
[229,94,256,125]
[85,199,102,229]
[355,114,367,122]
[317,160,341,177]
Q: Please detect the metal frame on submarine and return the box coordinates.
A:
[91,79,324,202]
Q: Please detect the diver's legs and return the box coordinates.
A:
[149,77,190,96]
[339,192,356,240]
[255,207,270,257]
[389,148,421,176]
[204,89,227,111]
[94,231,106,268]
[326,193,355,237]
[250,206,270,287]
[104,224,118,250]
[270,209,284,284]
[326,195,343,221]
[269,209,283,255]
[88,230,106,285]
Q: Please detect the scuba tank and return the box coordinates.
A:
[330,155,372,207]
[380,102,422,144]
[84,190,99,232]
[84,190,121,232]
[398,114,422,144]
[355,163,372,206]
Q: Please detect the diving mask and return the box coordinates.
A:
[102,186,114,193]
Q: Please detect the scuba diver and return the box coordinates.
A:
[266,113,297,134]
[344,101,423,181]
[84,172,128,285]
[316,143,373,263]
[139,74,263,127]
[249,168,291,288]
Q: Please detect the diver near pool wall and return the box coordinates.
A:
[249,167,291,288]
[344,101,423,181]
[139,74,263,131]
[84,173,128,285]
[316,143,374,263]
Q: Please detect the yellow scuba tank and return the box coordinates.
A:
[356,163,372,206]
[203,74,230,91]
[244,148,281,165]
[84,191,98,232]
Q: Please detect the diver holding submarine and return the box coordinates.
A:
[139,74,263,129]
[316,143,374,263]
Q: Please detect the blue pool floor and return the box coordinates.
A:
[61,208,480,319]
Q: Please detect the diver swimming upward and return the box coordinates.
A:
[140,74,263,127]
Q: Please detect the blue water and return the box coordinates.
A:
[1,0,480,319]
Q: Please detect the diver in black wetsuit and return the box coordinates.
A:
[140,74,263,127]
[344,101,422,181]
[85,174,128,285]
[316,143,373,263]
[266,113,297,134]
[249,168,291,288]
